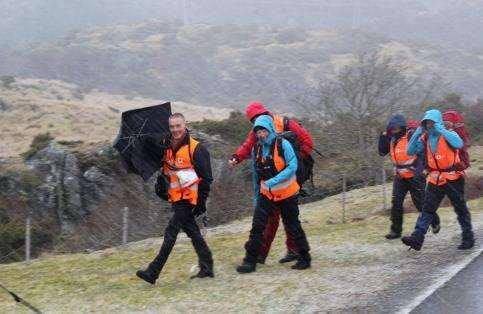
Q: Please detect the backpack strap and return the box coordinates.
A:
[254,142,263,161]
[283,116,290,132]
[276,136,285,161]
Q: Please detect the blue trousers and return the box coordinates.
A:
[413,178,473,241]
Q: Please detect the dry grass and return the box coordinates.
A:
[0,78,232,159]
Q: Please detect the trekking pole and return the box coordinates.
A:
[312,147,325,158]
[0,282,42,313]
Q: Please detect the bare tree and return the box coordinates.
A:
[300,50,443,183]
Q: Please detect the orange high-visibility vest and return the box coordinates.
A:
[273,115,285,133]
[257,139,299,202]
[426,136,462,186]
[163,137,200,205]
[390,134,417,179]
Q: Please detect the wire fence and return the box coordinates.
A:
[0,164,393,265]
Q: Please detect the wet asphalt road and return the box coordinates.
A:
[412,252,482,314]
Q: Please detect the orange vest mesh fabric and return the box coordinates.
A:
[390,134,417,179]
[163,137,200,205]
[426,136,462,186]
[259,139,299,202]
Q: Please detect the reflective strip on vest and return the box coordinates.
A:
[426,136,462,186]
[261,175,297,191]
[394,167,414,179]
[163,137,200,205]
[169,178,200,190]
[259,138,299,201]
[390,134,416,179]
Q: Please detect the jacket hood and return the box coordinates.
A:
[386,114,407,132]
[246,101,270,121]
[422,109,443,125]
[253,115,276,144]
[422,109,444,137]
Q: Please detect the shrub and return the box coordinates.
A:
[18,170,43,192]
[78,150,118,172]
[0,215,53,263]
[58,140,84,146]
[466,101,483,144]
[0,207,9,224]
[21,132,54,160]
[190,111,251,144]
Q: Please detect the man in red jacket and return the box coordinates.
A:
[229,101,314,264]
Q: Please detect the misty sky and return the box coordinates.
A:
[2,0,483,51]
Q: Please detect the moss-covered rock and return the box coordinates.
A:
[21,132,54,160]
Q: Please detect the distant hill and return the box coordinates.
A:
[2,0,483,52]
[1,21,482,110]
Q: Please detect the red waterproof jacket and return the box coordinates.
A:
[232,101,313,161]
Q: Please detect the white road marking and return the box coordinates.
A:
[397,248,482,314]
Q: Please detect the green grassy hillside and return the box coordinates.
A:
[0,185,480,313]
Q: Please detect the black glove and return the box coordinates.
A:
[154,173,169,201]
[192,197,207,217]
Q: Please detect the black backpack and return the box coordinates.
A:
[276,128,314,187]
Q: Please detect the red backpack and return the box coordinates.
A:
[406,119,420,138]
[442,110,471,170]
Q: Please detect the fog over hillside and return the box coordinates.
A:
[2,0,483,51]
[1,1,482,108]
[2,20,483,108]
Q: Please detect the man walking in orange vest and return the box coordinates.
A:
[402,109,474,250]
[136,113,214,284]
[378,114,440,239]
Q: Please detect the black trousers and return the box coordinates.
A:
[148,200,213,276]
[390,175,440,234]
[244,195,310,264]
[414,178,473,239]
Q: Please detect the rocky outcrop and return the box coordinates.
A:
[9,142,124,235]
[0,133,254,253]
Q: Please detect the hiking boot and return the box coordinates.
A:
[431,223,441,234]
[458,238,475,250]
[190,268,214,279]
[431,213,441,234]
[291,252,311,270]
[401,234,423,251]
[236,261,256,274]
[279,252,299,264]
[136,268,157,285]
[385,231,401,239]
[257,255,266,265]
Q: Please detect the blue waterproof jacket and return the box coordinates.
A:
[407,109,463,156]
[251,115,298,205]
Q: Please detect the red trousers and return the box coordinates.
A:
[259,207,298,258]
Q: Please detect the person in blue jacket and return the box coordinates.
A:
[402,109,474,250]
[236,115,311,273]
[378,114,440,239]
